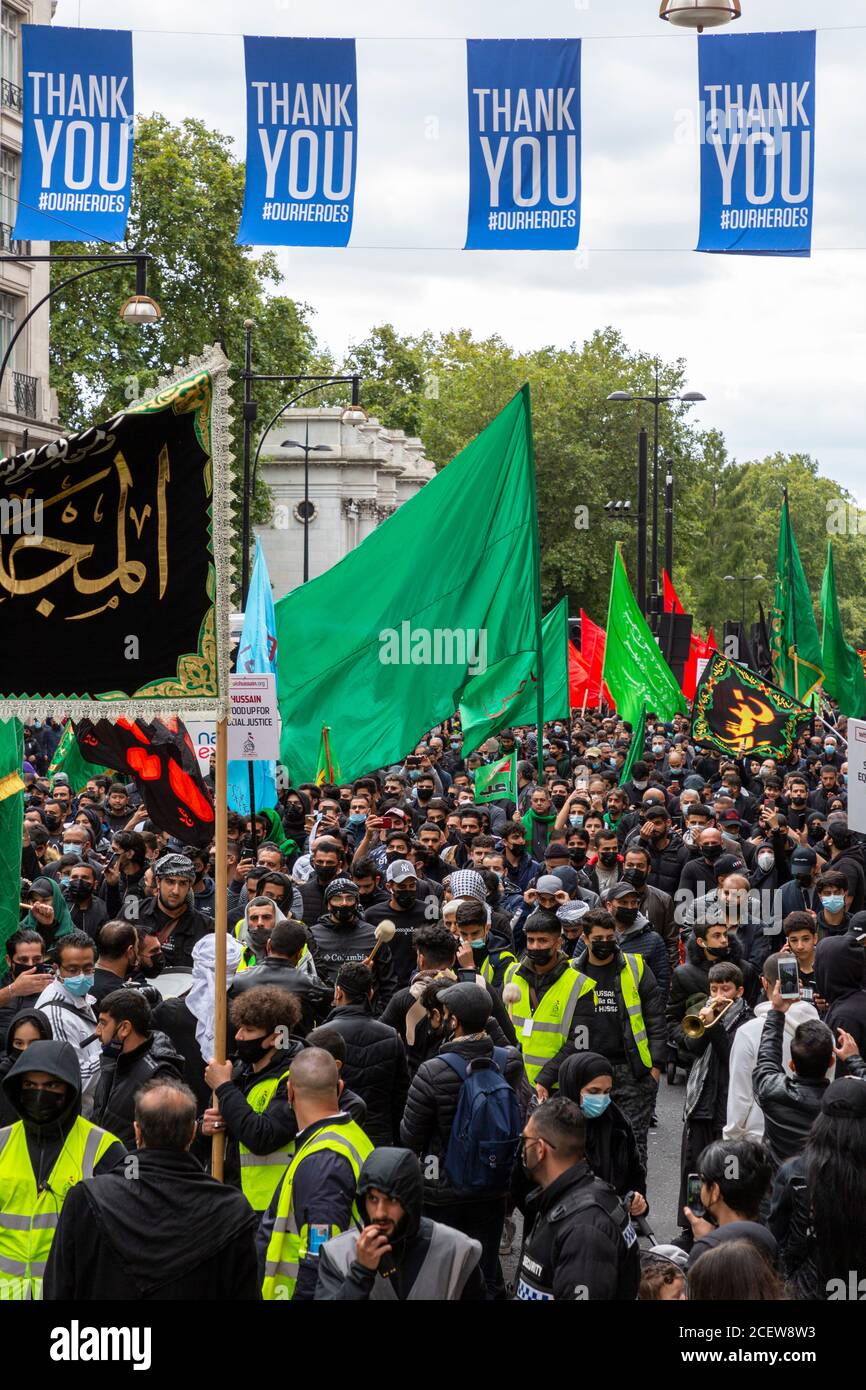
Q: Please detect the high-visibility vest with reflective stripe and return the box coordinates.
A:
[233,922,310,975]
[239,1069,295,1212]
[504,953,652,1083]
[480,949,517,989]
[0,1116,118,1300]
[504,962,595,1086]
[261,1118,373,1302]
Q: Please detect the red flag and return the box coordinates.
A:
[706,626,718,651]
[568,641,591,706]
[579,610,614,708]
[662,570,685,615]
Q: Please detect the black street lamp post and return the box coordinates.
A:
[280,422,332,583]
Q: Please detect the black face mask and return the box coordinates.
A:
[702,844,723,862]
[598,851,618,867]
[19,1089,67,1125]
[248,927,271,954]
[615,907,639,926]
[315,866,337,886]
[590,940,616,960]
[394,890,417,910]
[622,869,647,889]
[385,851,404,865]
[339,799,351,814]
[569,849,587,868]
[66,880,92,900]
[284,807,305,826]
[508,843,526,857]
[357,891,379,908]
[705,945,730,960]
[416,788,433,801]
[235,1036,270,1065]
[12,960,42,977]
[138,952,165,979]
[44,815,61,831]
[526,946,555,966]
[332,905,357,925]
[551,795,567,810]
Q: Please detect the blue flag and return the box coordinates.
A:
[227,540,279,816]
[13,25,133,243]
[237,36,357,247]
[465,38,581,250]
[697,30,815,257]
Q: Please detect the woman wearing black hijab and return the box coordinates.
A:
[558,1050,648,1217]
[0,1008,52,1125]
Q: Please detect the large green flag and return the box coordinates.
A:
[602,546,686,727]
[457,598,569,757]
[275,387,542,783]
[821,542,866,718]
[48,721,109,792]
[770,492,823,702]
[0,719,24,953]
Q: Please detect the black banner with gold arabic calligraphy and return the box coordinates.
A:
[691,652,811,759]
[0,354,230,715]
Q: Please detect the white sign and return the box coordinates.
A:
[185,720,216,773]
[695,657,711,687]
[847,719,866,834]
[228,674,280,761]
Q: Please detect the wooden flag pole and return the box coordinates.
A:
[211,714,229,1181]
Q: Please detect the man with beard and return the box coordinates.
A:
[315,1147,484,1300]
[62,861,108,941]
[123,853,213,969]
[365,860,438,987]
[298,838,346,925]
[310,877,397,1007]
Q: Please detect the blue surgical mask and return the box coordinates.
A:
[821,895,845,914]
[580,1093,611,1120]
[824,742,835,752]
[62,843,82,859]
[569,814,584,828]
[62,973,94,997]
[348,813,366,826]
[60,875,70,887]
[470,938,486,951]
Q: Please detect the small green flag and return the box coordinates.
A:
[474,752,517,804]
[771,492,824,703]
[0,718,24,953]
[315,726,341,786]
[602,546,686,727]
[820,542,866,719]
[619,705,647,787]
[48,721,109,792]
[458,598,570,758]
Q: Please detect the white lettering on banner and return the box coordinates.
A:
[472,87,576,132]
[29,72,130,118]
[701,79,811,209]
[473,87,577,209]
[251,82,353,128]
[34,119,130,192]
[258,127,354,202]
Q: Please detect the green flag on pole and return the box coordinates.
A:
[619,704,647,787]
[820,542,866,718]
[275,387,542,784]
[770,491,824,703]
[314,725,341,786]
[458,598,569,757]
[474,751,517,805]
[0,719,24,953]
[48,721,109,792]
[602,546,687,727]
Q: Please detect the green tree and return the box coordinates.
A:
[48,114,318,593]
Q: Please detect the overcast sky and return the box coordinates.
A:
[53,0,866,500]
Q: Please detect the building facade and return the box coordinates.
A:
[254,406,436,598]
[0,0,60,458]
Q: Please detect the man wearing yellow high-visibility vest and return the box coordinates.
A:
[203,985,305,1212]
[260,1048,373,1301]
[0,1039,126,1300]
[504,907,666,1169]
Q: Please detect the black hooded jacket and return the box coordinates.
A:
[321,1003,410,1146]
[557,1052,646,1201]
[90,1030,186,1148]
[0,1008,52,1127]
[667,932,759,1037]
[314,1147,485,1301]
[1,1039,126,1186]
[815,931,866,1068]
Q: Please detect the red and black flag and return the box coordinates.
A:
[77,716,214,848]
[691,653,811,760]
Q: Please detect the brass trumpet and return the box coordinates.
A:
[682,996,734,1039]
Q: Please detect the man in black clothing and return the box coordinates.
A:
[63,861,108,940]
[230,920,333,1034]
[91,919,141,1007]
[43,1077,259,1301]
[123,852,213,968]
[515,1097,639,1300]
[365,859,438,988]
[91,989,185,1146]
[752,986,850,1167]
[0,929,50,1040]
[322,963,409,1146]
[310,877,397,1006]
[350,857,389,913]
[99,829,149,919]
[626,804,688,899]
[315,1147,484,1300]
[299,837,347,925]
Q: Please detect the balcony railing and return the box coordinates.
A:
[12,371,37,419]
[1,78,22,112]
[0,222,27,255]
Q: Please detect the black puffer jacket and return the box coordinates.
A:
[322,1003,410,1146]
[624,828,689,899]
[768,1154,820,1299]
[666,932,759,1038]
[400,1034,530,1205]
[90,1029,186,1147]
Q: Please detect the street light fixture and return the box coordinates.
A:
[281,432,333,583]
[659,1,742,33]
[724,572,766,627]
[606,364,706,630]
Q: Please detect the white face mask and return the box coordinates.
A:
[757,852,775,872]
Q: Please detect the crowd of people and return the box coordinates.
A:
[2,711,866,1301]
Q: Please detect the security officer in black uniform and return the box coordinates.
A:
[514,1097,640,1301]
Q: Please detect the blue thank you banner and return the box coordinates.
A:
[697,30,815,257]
[13,25,133,243]
[238,36,357,247]
[465,38,581,251]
